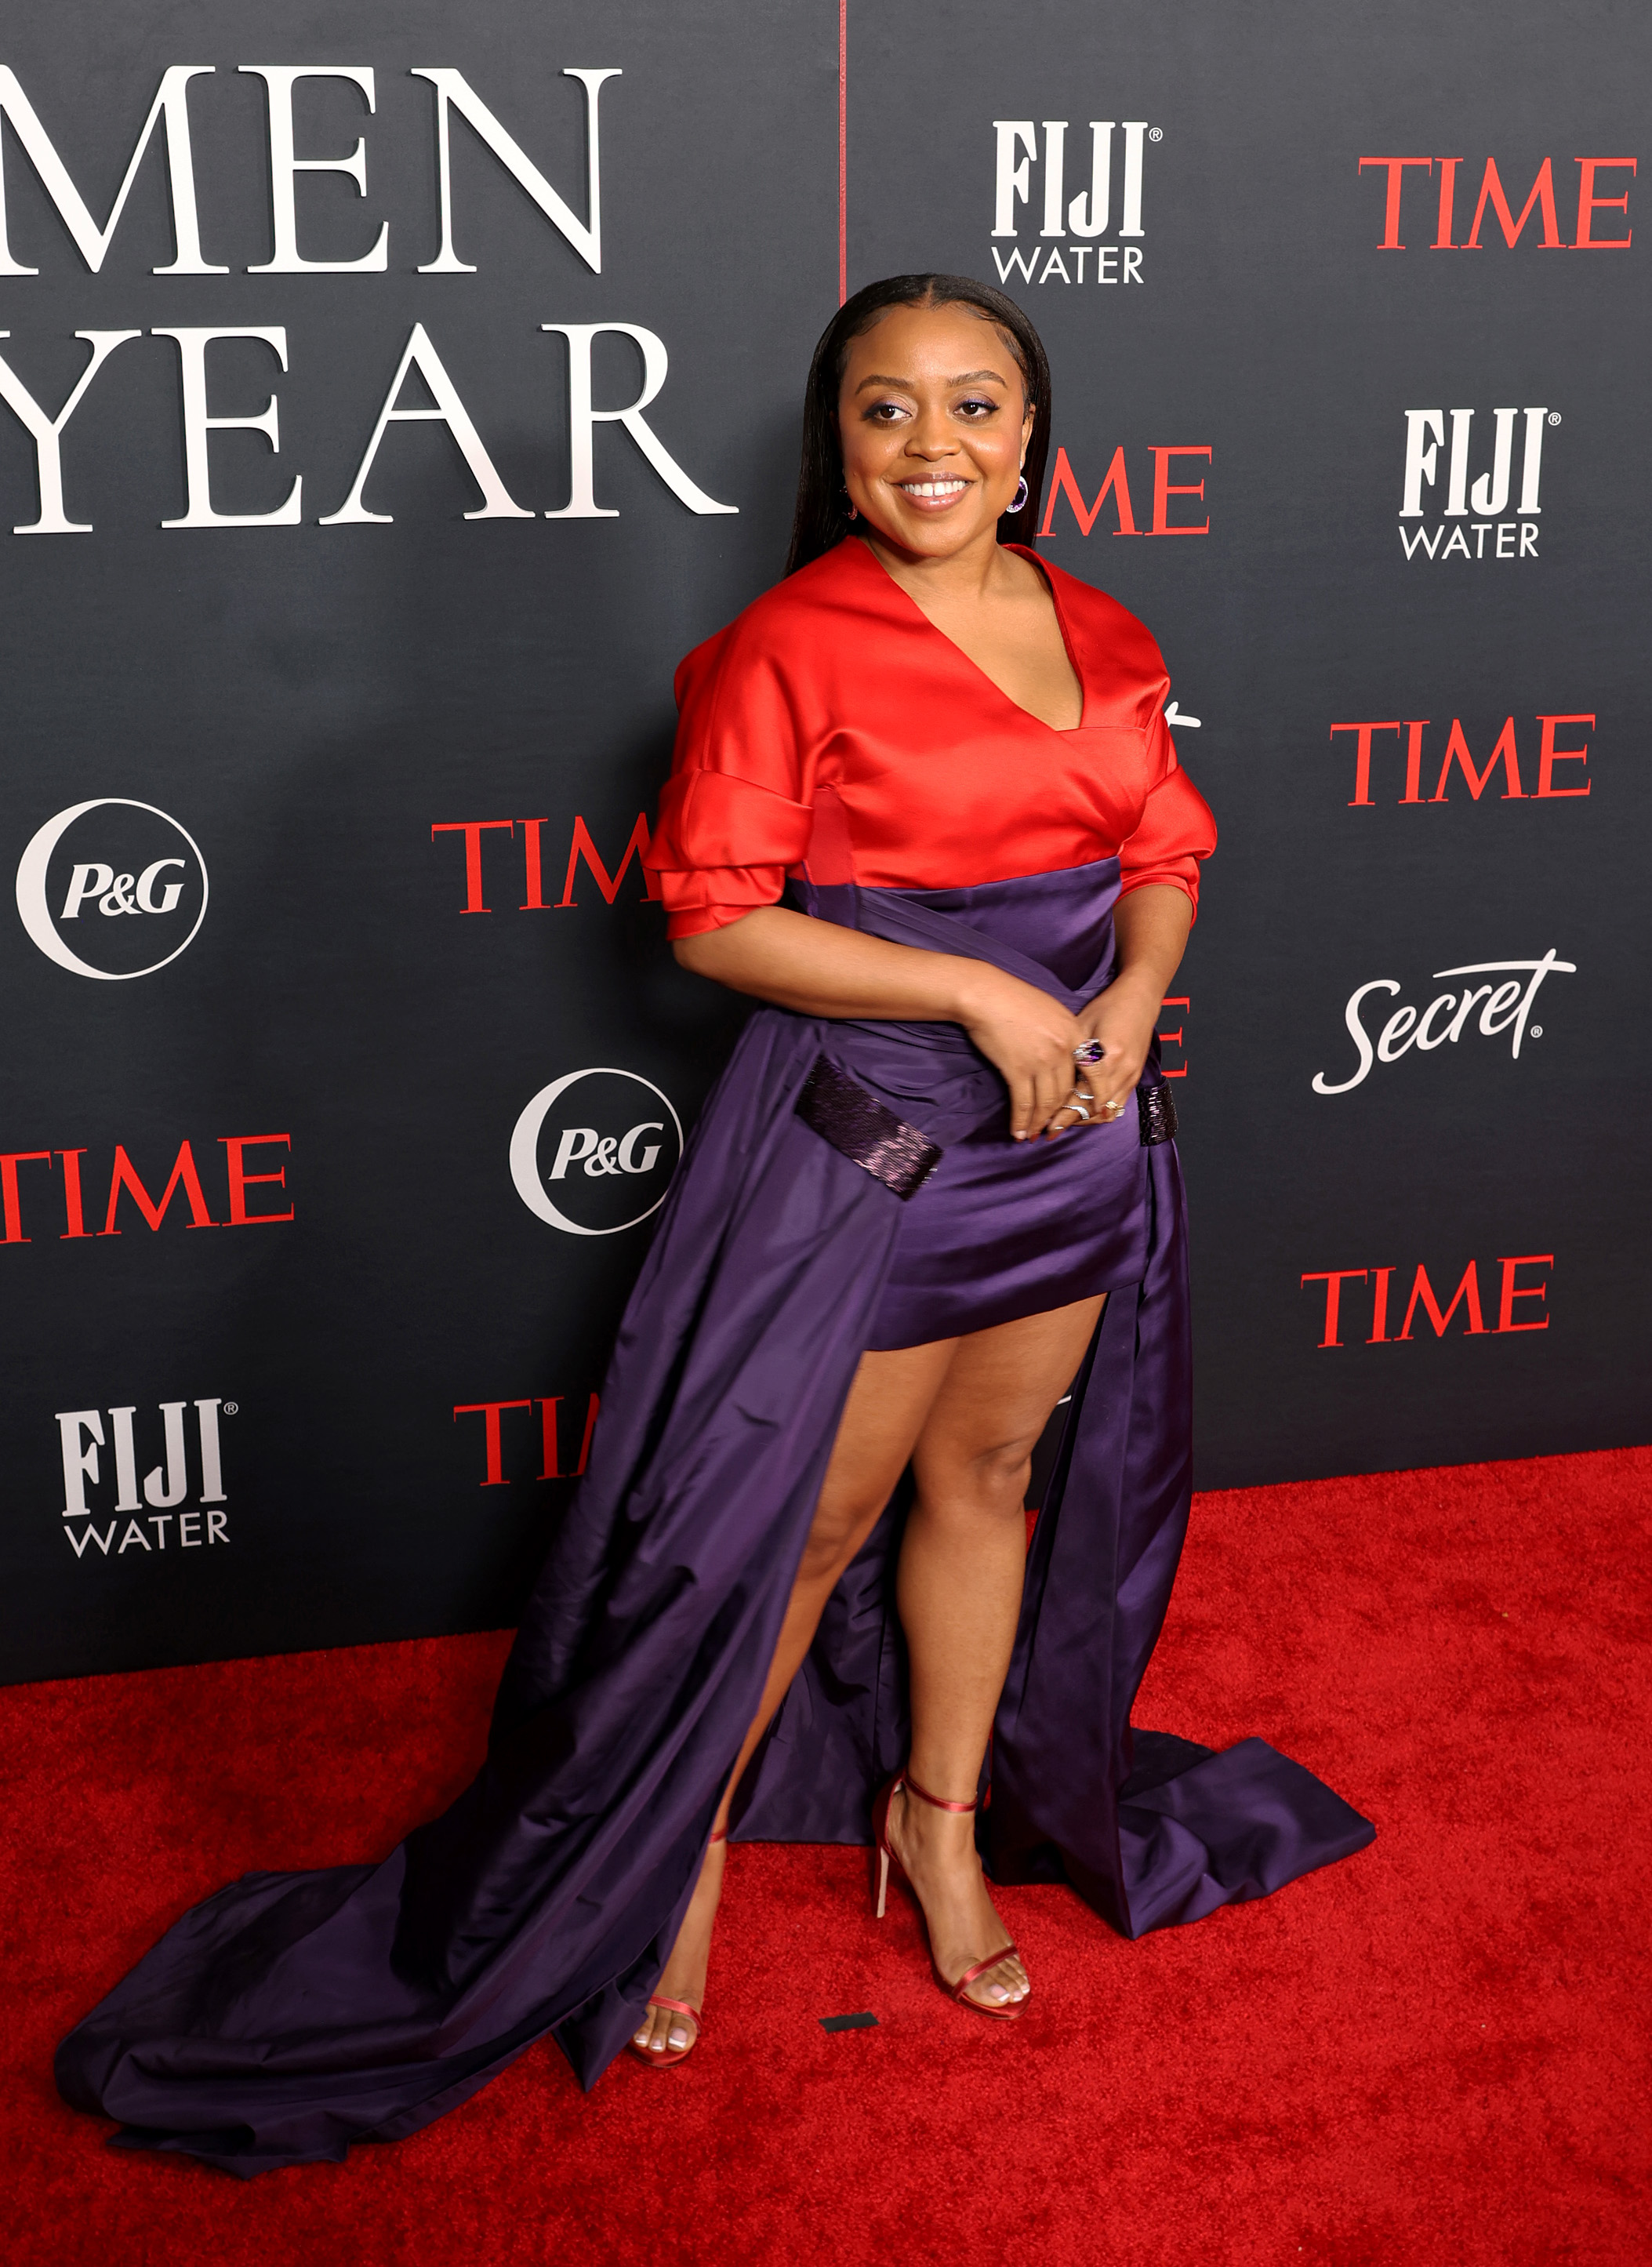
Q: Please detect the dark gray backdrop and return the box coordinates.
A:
[2,0,1645,1684]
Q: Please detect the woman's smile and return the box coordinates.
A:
[893,473,972,509]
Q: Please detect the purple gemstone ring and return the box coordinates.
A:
[1072,1040,1106,1065]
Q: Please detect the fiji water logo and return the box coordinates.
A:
[990,118,1160,285]
[56,1397,232,1557]
[1397,406,1559,561]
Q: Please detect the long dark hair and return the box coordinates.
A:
[784,274,1052,576]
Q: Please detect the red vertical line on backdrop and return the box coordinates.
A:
[838,0,848,302]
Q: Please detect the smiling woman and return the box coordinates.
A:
[789,272,1051,566]
[833,307,1080,732]
[57,275,1373,2171]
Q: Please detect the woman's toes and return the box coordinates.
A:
[634,2004,697,2055]
[968,1956,1027,2009]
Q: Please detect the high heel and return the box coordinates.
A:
[871,1770,1026,2021]
[628,1826,727,2068]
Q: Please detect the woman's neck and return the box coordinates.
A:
[853,525,1019,610]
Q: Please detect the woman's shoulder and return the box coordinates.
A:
[674,544,866,708]
[1026,550,1162,650]
[1015,550,1171,727]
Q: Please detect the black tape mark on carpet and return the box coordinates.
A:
[819,2011,878,2031]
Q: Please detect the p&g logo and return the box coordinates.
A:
[510,1067,682,1236]
[15,798,208,979]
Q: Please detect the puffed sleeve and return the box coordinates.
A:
[644,619,815,939]
[1117,710,1218,917]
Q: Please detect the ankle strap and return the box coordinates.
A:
[902,1769,978,1815]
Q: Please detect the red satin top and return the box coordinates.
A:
[646,537,1215,939]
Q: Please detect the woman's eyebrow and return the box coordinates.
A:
[852,368,1008,394]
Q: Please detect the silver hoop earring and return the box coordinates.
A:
[1009,474,1029,515]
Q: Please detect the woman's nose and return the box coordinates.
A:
[906,412,957,459]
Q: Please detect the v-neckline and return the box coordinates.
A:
[853,536,1090,735]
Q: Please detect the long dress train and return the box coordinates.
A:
[56,858,1373,2174]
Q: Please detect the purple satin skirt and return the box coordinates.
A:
[867,868,1150,1350]
[55,856,1374,2175]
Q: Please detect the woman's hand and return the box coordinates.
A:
[670,885,1191,1146]
[674,908,1089,1139]
[954,967,1088,1143]
[1064,973,1164,1128]
[1055,885,1195,1137]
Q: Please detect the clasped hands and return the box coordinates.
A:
[959,964,1164,1144]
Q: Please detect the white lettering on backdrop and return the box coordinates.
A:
[0,62,737,527]
[1312,952,1576,1095]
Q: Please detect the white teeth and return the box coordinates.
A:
[903,480,967,498]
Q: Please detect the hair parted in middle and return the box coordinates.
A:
[784,273,1052,576]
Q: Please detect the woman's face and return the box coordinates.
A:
[836,300,1033,560]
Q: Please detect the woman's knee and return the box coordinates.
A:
[796,1490,885,1584]
[915,1430,1042,1520]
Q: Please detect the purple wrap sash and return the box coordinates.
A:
[56,859,1373,2174]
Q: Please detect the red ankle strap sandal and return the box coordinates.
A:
[627,1825,728,2069]
[870,1768,1028,2022]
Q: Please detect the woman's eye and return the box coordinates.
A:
[865,401,908,423]
[957,398,997,418]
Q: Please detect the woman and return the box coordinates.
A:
[57,277,1371,2170]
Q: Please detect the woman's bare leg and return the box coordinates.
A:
[633,1335,957,2055]
[634,1292,1102,2051]
[886,1293,1106,2011]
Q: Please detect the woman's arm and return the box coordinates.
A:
[674,905,1088,1141]
[1071,884,1193,1118]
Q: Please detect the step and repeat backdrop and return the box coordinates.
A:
[2,2,1645,1682]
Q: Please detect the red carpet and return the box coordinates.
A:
[5,1449,1649,2266]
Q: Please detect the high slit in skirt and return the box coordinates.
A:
[56,855,1374,2175]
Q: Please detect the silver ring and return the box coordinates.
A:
[1062,1098,1093,1123]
